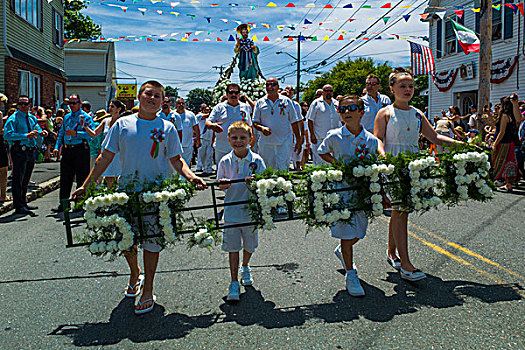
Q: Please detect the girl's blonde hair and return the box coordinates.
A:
[389,67,413,87]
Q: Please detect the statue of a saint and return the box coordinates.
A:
[234,24,264,80]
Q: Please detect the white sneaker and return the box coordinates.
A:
[227,281,240,301]
[400,268,427,281]
[345,269,365,297]
[334,245,346,270]
[240,266,253,286]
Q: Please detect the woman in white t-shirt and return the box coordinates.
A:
[84,100,125,188]
[374,68,459,282]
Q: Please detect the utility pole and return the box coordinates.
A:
[213,65,225,76]
[283,33,313,99]
[478,0,492,114]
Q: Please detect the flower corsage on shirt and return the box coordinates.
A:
[150,128,165,159]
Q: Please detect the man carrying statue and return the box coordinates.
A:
[235,24,264,80]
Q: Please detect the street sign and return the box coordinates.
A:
[116,84,137,99]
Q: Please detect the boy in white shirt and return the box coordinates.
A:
[217,121,266,301]
[73,81,206,314]
[318,95,383,297]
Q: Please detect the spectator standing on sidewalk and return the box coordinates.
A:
[4,96,48,215]
[0,93,10,203]
[361,74,391,134]
[52,94,94,212]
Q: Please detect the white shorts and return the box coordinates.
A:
[134,214,163,253]
[222,225,258,253]
[330,211,368,240]
[258,142,292,171]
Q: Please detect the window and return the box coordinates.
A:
[18,70,41,106]
[52,9,64,47]
[445,18,457,55]
[11,0,42,29]
[492,1,514,40]
[54,82,63,110]
[493,3,503,40]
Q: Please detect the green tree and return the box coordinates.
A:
[411,74,429,112]
[165,85,179,98]
[186,88,213,113]
[64,0,102,39]
[301,58,393,103]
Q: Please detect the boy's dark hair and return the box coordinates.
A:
[339,95,364,111]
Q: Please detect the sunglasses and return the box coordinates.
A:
[266,82,278,87]
[227,90,240,95]
[338,104,360,113]
[68,101,80,105]
[366,82,379,86]
[18,102,30,106]
[323,89,333,93]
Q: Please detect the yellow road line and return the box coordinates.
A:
[377,216,525,283]
[407,221,525,282]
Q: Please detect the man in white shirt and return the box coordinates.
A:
[284,85,306,170]
[196,105,214,175]
[206,83,254,164]
[253,78,302,170]
[157,96,183,140]
[361,74,391,134]
[306,84,339,165]
[174,98,200,166]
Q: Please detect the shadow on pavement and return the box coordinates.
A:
[0,212,32,223]
[49,273,523,346]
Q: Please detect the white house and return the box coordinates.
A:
[425,0,524,119]
[64,41,116,112]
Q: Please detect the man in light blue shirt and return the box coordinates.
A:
[4,95,47,215]
[52,94,94,212]
[157,96,183,140]
[361,74,391,133]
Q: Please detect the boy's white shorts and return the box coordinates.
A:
[330,211,368,240]
[222,225,258,253]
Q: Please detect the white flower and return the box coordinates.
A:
[369,183,381,193]
[199,237,214,248]
[89,242,99,254]
[364,166,373,177]
[97,241,107,253]
[341,209,351,220]
[353,166,365,177]
[371,194,382,204]
[410,170,421,179]
[175,189,186,199]
[285,192,296,201]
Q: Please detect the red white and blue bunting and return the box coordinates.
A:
[432,68,458,92]
[490,56,518,84]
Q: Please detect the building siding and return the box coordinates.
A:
[427,0,524,119]
[5,0,64,70]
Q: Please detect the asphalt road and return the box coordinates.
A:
[0,186,523,349]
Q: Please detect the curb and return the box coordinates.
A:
[0,176,60,216]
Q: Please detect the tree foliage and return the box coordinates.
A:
[186,88,213,113]
[164,86,179,98]
[301,58,393,104]
[64,0,102,39]
[301,58,429,111]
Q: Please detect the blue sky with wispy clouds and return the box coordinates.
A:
[84,0,429,96]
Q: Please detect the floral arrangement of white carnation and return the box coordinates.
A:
[453,152,492,200]
[251,176,296,230]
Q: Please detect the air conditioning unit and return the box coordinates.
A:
[460,62,475,80]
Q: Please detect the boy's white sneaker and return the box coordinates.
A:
[227,281,240,301]
[240,266,253,286]
[345,269,365,297]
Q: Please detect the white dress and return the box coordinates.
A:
[102,118,121,178]
[384,105,421,156]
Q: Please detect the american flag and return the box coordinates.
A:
[409,41,435,75]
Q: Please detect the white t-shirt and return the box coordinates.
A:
[217,150,266,223]
[361,93,391,133]
[196,112,212,141]
[103,114,182,186]
[253,95,301,145]
[157,110,183,131]
[306,97,340,140]
[176,110,198,149]
[207,101,253,153]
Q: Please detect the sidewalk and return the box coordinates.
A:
[0,161,60,215]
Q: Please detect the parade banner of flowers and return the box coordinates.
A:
[212,77,266,104]
[248,145,494,231]
[77,175,220,258]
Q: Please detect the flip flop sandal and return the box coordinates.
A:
[124,274,144,298]
[135,295,156,315]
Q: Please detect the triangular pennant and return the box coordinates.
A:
[155,10,163,15]
[205,17,211,23]
[185,32,192,38]
[181,38,188,41]
[419,13,430,20]
[343,4,352,8]
[403,15,411,21]
[170,39,176,41]
[220,19,228,23]
[305,3,315,8]
[287,37,294,41]
[249,5,257,10]
[382,17,390,24]
[190,0,199,3]
[299,35,306,41]
[170,1,179,7]
[311,36,317,41]
[380,3,391,8]
[146,37,154,41]
[517,3,524,16]
[195,31,203,35]
[454,10,464,18]
[400,5,411,8]
[375,36,382,40]
[138,8,147,14]
[324,4,333,9]
[217,37,223,41]
[361,5,371,8]
[252,35,258,41]
[472,8,481,13]
[347,18,356,22]
[210,3,219,7]
[170,12,180,16]
[285,3,295,7]
[263,36,270,41]
[266,2,277,7]
[337,35,343,40]
[323,35,329,41]
[186,14,195,19]
[228,35,235,41]
[277,25,285,31]
[229,3,239,6]
[262,23,271,28]
[493,4,501,10]
[435,11,446,20]
[192,39,199,41]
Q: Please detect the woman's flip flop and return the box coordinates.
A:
[124,274,144,298]
[135,295,156,315]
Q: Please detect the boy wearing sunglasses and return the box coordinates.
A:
[317,95,384,297]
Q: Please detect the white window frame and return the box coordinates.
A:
[18,69,41,106]
[55,82,63,110]
[13,0,41,29]
[444,16,458,56]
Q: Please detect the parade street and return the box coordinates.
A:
[0,187,524,349]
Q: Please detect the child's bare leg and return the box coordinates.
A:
[390,210,415,271]
[229,252,240,281]
[341,238,359,270]
[241,249,252,267]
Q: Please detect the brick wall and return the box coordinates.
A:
[5,56,66,110]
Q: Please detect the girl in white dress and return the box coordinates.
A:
[374,68,459,281]
[84,100,125,188]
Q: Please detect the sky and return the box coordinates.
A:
[83,0,430,97]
